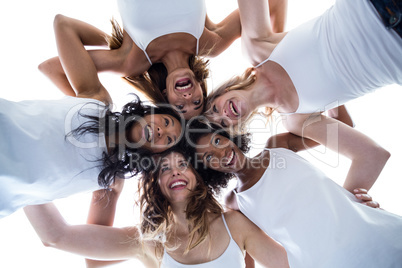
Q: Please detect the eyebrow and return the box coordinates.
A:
[194,101,204,111]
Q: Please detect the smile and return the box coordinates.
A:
[169,180,188,189]
[175,78,193,92]
[144,125,153,142]
[229,101,239,117]
[225,149,236,166]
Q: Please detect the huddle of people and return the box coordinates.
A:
[2,0,402,267]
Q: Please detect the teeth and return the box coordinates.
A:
[226,150,234,165]
[229,102,239,116]
[146,125,153,142]
[170,181,187,189]
[176,83,192,90]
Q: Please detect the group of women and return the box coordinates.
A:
[2,0,402,267]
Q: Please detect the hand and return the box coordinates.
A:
[353,188,381,209]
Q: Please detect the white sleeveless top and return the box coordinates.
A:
[235,148,402,267]
[0,97,106,218]
[256,0,402,114]
[161,214,245,268]
[117,0,206,65]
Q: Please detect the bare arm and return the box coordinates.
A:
[53,14,112,103]
[203,9,241,57]
[24,203,148,261]
[86,179,127,267]
[226,211,289,268]
[267,105,354,152]
[283,113,390,192]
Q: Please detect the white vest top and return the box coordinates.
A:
[256,0,402,114]
[0,96,106,218]
[161,214,245,268]
[117,0,206,65]
[235,148,402,267]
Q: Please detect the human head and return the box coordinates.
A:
[127,57,209,120]
[70,94,184,188]
[204,67,273,135]
[183,119,251,193]
[106,19,209,120]
[138,148,222,253]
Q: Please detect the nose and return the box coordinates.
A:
[157,127,164,138]
[171,167,181,176]
[182,92,192,99]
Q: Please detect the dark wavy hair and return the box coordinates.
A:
[138,147,222,256]
[106,19,210,109]
[181,118,251,193]
[68,94,182,188]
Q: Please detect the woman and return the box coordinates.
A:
[184,121,402,267]
[0,14,183,219]
[39,0,288,120]
[24,149,289,268]
[205,0,400,174]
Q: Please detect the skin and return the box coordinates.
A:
[39,8,242,120]
[196,133,383,208]
[24,152,289,268]
[206,0,391,192]
[52,14,182,153]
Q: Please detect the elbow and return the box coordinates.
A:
[53,14,70,31]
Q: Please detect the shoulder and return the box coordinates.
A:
[223,190,239,211]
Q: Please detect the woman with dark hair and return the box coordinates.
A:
[0,14,183,219]
[38,0,288,120]
[185,121,402,267]
[24,149,289,268]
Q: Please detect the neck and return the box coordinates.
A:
[235,155,267,185]
[161,51,191,74]
[170,202,191,235]
[249,70,281,110]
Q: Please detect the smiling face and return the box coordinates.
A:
[128,114,182,153]
[158,152,197,204]
[195,133,246,173]
[207,89,251,128]
[165,68,204,119]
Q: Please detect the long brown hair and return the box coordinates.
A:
[138,148,222,256]
[105,19,210,106]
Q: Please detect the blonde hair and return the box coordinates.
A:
[138,150,223,257]
[105,19,210,106]
[205,67,274,134]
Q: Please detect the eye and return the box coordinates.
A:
[176,105,184,110]
[206,155,212,163]
[214,138,220,146]
[167,136,173,145]
[213,105,218,113]
[164,118,169,127]
[161,166,170,172]
[193,100,201,105]
[179,161,188,168]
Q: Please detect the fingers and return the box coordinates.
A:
[353,188,381,208]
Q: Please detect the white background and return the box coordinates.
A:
[0,0,401,267]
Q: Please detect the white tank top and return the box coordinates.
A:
[161,214,245,268]
[234,148,402,267]
[117,0,206,65]
[0,97,106,218]
[256,0,402,114]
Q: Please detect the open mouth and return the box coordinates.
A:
[169,180,188,189]
[224,149,236,166]
[144,125,153,142]
[175,78,193,92]
[229,101,240,117]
